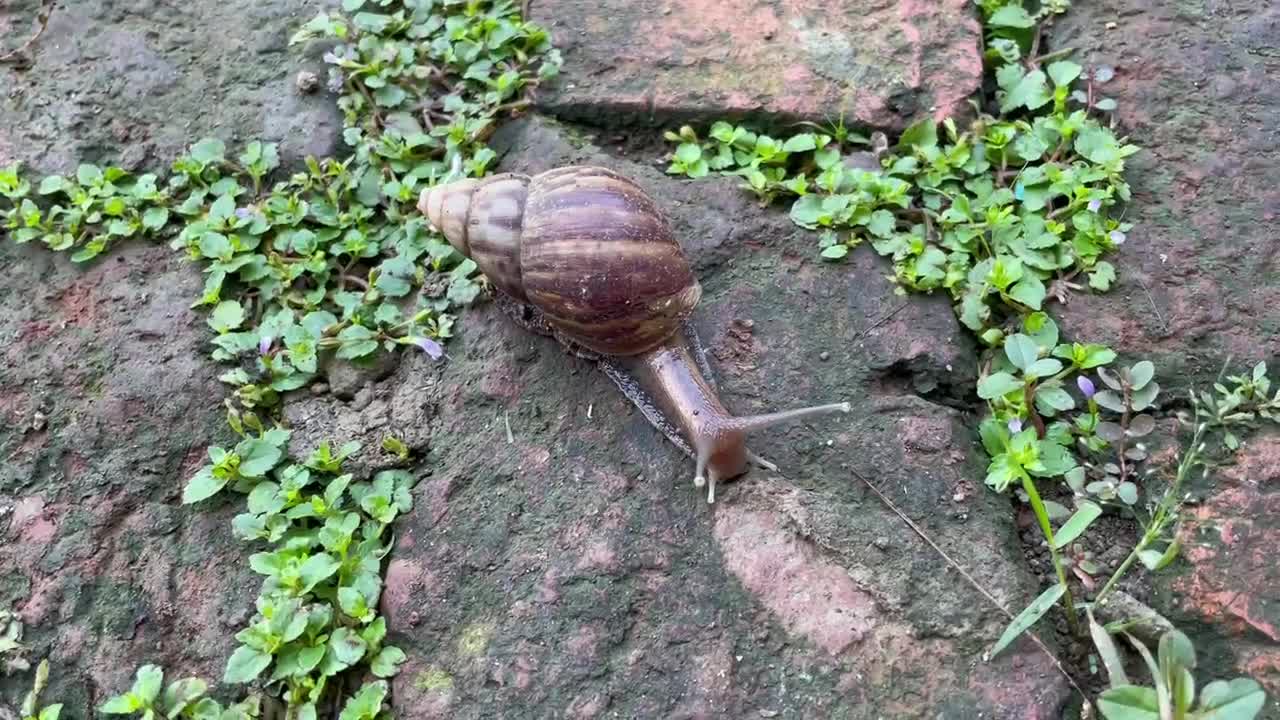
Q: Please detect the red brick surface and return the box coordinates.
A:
[531,0,983,130]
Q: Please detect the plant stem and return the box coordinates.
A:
[1095,413,1207,606]
[1025,382,1047,438]
[1020,472,1080,635]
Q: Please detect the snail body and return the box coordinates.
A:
[419,166,849,502]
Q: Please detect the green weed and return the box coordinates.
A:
[661,0,1273,710]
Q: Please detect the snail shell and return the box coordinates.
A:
[420,166,702,357]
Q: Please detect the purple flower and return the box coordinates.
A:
[259,335,273,355]
[1077,375,1096,399]
[323,51,340,64]
[1109,230,1127,245]
[411,336,444,359]
[1008,418,1024,434]
[235,207,252,220]
[1088,199,1102,212]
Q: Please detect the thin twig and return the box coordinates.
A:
[1134,276,1167,333]
[0,0,55,66]
[852,467,1088,698]
[852,303,909,341]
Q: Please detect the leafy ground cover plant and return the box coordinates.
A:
[662,0,1272,710]
[1,0,560,716]
[175,428,409,720]
[1090,621,1266,720]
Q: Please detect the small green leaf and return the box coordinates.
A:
[1097,685,1160,720]
[674,143,702,165]
[988,583,1066,659]
[1090,261,1117,291]
[1158,630,1197,673]
[190,138,226,166]
[223,646,272,684]
[978,372,1024,400]
[988,5,1035,27]
[781,134,817,153]
[209,300,246,333]
[1047,60,1083,88]
[866,209,896,238]
[131,665,164,704]
[1025,358,1063,378]
[1009,276,1046,310]
[1137,539,1181,571]
[1035,385,1075,414]
[337,325,379,359]
[338,681,388,720]
[299,552,341,592]
[1053,501,1101,548]
[1004,334,1040,372]
[38,175,68,195]
[142,207,170,231]
[899,119,937,151]
[1197,678,1266,717]
[76,164,104,186]
[162,677,208,718]
[324,627,369,676]
[99,694,141,715]
[370,646,407,678]
[1000,67,1051,113]
[373,85,408,108]
[182,466,227,505]
[237,439,282,478]
[820,244,849,260]
[1129,361,1155,390]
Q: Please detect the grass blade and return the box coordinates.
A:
[1054,500,1102,549]
[1088,608,1129,687]
[988,582,1066,659]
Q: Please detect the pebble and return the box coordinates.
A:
[819,351,830,361]
[296,71,320,94]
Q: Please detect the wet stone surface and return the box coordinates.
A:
[529,0,984,132]
[1,0,1277,716]
[373,118,1070,719]
[1048,0,1280,704]
[0,239,253,711]
[0,0,340,175]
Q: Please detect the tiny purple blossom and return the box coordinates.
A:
[259,335,273,355]
[235,207,252,220]
[412,336,444,359]
[1088,198,1102,212]
[1077,375,1096,399]
[1109,230,1127,245]
[323,51,340,64]
[1008,418,1023,434]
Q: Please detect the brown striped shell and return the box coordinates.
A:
[419,166,702,357]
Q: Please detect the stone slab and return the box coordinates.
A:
[1047,0,1280,376]
[0,0,340,175]
[357,116,1072,719]
[530,0,984,131]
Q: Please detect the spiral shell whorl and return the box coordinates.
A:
[519,167,700,357]
[421,174,531,303]
[421,166,701,357]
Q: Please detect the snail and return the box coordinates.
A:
[418,165,850,503]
